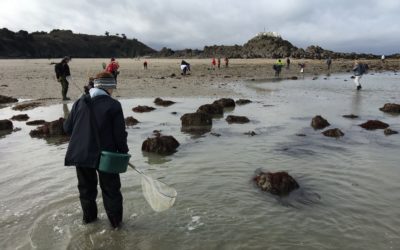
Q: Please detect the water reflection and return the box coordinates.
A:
[351,91,362,115]
[63,103,70,119]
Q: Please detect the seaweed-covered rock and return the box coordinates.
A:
[384,128,398,136]
[322,128,344,138]
[379,103,400,114]
[26,120,46,126]
[132,105,156,113]
[11,114,29,121]
[12,102,41,111]
[0,119,13,130]
[342,114,359,119]
[142,134,180,155]
[359,120,389,130]
[0,95,18,104]
[254,171,299,196]
[154,97,175,107]
[213,98,236,108]
[311,115,330,130]
[181,112,212,133]
[196,103,223,116]
[125,116,139,126]
[235,99,252,105]
[29,118,67,138]
[226,115,250,124]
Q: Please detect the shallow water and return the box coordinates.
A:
[0,73,399,250]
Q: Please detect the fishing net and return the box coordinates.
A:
[141,173,177,212]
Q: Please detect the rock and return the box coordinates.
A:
[210,132,221,137]
[296,133,306,137]
[12,102,41,111]
[26,120,46,126]
[311,115,330,130]
[171,112,178,115]
[226,115,250,124]
[196,103,223,116]
[142,134,179,155]
[235,99,252,105]
[342,114,359,119]
[0,119,13,130]
[213,98,236,108]
[154,97,175,107]
[253,171,299,196]
[244,131,257,136]
[0,95,18,104]
[384,128,398,135]
[379,103,400,114]
[170,73,176,77]
[181,112,212,133]
[359,120,389,130]
[125,116,139,126]
[11,114,30,121]
[132,105,156,113]
[322,128,344,138]
[312,77,318,80]
[29,118,67,138]
[289,76,298,80]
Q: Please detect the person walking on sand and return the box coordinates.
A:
[352,60,368,90]
[286,57,291,69]
[106,58,120,82]
[143,61,148,70]
[298,62,306,75]
[64,72,129,228]
[224,57,229,68]
[217,58,221,69]
[273,59,284,77]
[326,57,332,70]
[381,54,385,63]
[55,56,71,101]
[181,60,191,76]
[211,58,216,70]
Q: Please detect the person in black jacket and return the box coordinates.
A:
[55,56,71,100]
[64,72,129,228]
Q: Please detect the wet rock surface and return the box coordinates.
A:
[235,99,252,105]
[322,128,344,138]
[0,119,13,130]
[154,97,175,107]
[244,131,257,136]
[311,115,330,130]
[29,118,68,138]
[359,120,389,130]
[125,116,139,126]
[142,134,180,155]
[254,171,299,196]
[213,98,236,108]
[0,95,18,104]
[26,120,46,126]
[342,114,359,119]
[196,103,223,116]
[132,105,156,113]
[379,103,400,114]
[181,112,212,133]
[384,128,398,135]
[226,115,250,124]
[12,102,41,111]
[11,114,30,121]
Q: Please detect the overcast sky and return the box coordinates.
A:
[1,0,399,54]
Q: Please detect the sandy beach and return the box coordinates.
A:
[1,58,398,106]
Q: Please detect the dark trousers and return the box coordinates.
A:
[59,77,69,99]
[76,167,123,226]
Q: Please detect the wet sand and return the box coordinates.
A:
[0,58,398,106]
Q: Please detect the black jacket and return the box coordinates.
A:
[55,63,71,79]
[64,94,129,168]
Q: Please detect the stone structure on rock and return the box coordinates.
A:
[253,171,299,196]
[181,112,212,133]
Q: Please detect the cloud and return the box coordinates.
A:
[0,0,399,54]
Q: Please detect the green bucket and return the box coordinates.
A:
[98,151,131,174]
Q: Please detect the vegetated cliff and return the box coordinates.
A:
[0,28,156,58]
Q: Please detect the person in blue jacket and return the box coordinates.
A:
[64,72,129,228]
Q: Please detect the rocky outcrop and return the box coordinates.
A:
[142,134,180,155]
[379,103,400,114]
[132,105,156,113]
[236,99,252,105]
[26,120,46,126]
[254,171,299,196]
[384,128,398,135]
[154,97,175,107]
[181,112,212,133]
[226,115,250,124]
[213,98,236,108]
[0,95,18,104]
[12,102,41,111]
[0,119,13,130]
[359,120,389,130]
[196,103,223,116]
[11,114,29,121]
[322,128,344,138]
[311,115,330,130]
[125,116,139,126]
[29,118,67,138]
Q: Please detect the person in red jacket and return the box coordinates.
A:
[106,58,120,81]
[211,58,216,69]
